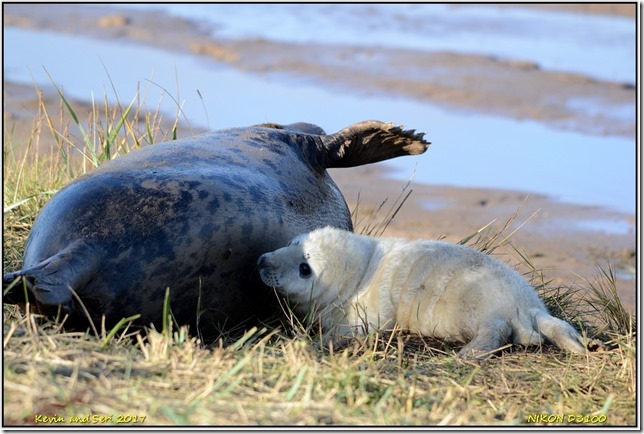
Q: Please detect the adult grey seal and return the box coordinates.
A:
[4,121,429,341]
[257,226,586,357]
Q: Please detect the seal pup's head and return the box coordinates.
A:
[257,226,374,312]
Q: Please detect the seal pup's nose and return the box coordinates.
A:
[257,254,272,269]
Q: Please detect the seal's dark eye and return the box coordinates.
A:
[299,263,312,278]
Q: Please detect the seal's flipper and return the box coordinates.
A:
[533,310,586,353]
[4,241,103,308]
[322,121,430,168]
[458,318,513,359]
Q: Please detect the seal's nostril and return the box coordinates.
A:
[258,255,268,268]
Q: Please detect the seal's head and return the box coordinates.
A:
[257,227,374,311]
[257,232,321,303]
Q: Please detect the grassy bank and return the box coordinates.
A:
[2,86,637,426]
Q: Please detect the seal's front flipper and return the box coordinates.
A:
[4,241,103,309]
[322,121,430,168]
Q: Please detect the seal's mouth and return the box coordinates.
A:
[258,269,281,289]
[257,254,281,289]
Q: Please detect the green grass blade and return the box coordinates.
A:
[44,68,97,165]
[3,190,58,214]
[162,287,171,338]
[100,314,141,349]
[104,94,137,161]
[285,366,308,401]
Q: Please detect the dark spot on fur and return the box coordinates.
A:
[208,197,220,213]
[235,197,253,219]
[173,190,194,214]
[222,249,232,260]
[198,263,218,277]
[262,158,282,175]
[248,184,264,202]
[199,223,214,239]
[240,222,253,242]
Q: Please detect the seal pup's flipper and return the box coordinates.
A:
[458,318,513,359]
[532,309,586,353]
[321,121,430,168]
[3,241,103,308]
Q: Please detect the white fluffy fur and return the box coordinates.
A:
[258,226,586,357]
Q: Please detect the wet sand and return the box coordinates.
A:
[3,4,636,312]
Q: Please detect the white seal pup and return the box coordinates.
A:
[257,226,586,357]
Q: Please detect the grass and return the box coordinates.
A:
[2,84,638,426]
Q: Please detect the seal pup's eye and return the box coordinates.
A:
[299,263,312,278]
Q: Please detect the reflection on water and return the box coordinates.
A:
[3,27,636,216]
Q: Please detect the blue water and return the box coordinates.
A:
[575,218,634,235]
[3,26,636,216]
[119,3,636,84]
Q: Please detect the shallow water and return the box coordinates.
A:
[575,218,634,235]
[3,27,636,216]
[119,3,636,84]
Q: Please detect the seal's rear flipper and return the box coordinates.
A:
[3,241,103,309]
[533,310,586,354]
[322,121,430,168]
